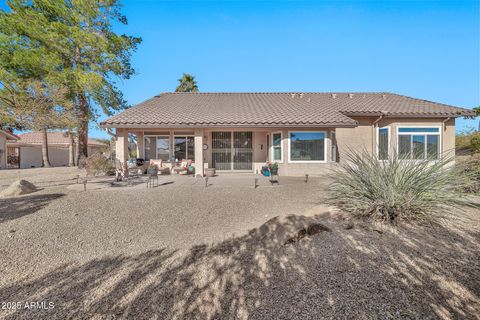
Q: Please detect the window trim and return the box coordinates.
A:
[173,134,195,162]
[376,126,391,161]
[396,126,442,160]
[287,130,328,164]
[270,131,283,163]
[144,135,171,161]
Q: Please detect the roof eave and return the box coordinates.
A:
[99,123,358,129]
[0,130,20,141]
[341,112,475,118]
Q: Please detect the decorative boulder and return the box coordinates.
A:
[0,180,37,197]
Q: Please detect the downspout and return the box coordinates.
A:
[442,117,451,131]
[372,114,384,155]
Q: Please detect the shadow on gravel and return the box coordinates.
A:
[0,212,479,319]
[0,193,64,223]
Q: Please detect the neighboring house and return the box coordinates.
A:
[6,132,107,169]
[0,129,19,169]
[100,92,475,176]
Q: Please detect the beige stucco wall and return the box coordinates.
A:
[336,117,376,162]
[20,146,43,168]
[0,133,6,169]
[19,145,104,168]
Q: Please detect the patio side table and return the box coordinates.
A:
[147,173,158,188]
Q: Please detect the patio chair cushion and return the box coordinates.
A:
[180,160,188,168]
[150,159,163,168]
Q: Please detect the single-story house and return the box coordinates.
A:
[0,129,19,169]
[6,131,107,169]
[100,92,475,177]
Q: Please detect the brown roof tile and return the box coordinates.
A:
[100,92,475,128]
[0,129,19,141]
[10,132,107,147]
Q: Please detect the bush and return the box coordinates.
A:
[85,153,115,176]
[471,134,480,153]
[328,150,470,223]
[456,129,480,153]
[457,154,480,193]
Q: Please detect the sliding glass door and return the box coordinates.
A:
[212,131,253,171]
[233,131,253,170]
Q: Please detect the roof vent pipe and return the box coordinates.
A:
[291,93,296,99]
[331,93,337,99]
[382,94,386,99]
[300,93,304,99]
[349,93,354,98]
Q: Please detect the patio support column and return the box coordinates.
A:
[136,131,144,159]
[115,128,129,163]
[194,129,204,177]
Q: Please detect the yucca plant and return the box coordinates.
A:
[328,150,471,223]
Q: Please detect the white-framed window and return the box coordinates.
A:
[376,126,390,160]
[271,132,283,162]
[173,135,195,162]
[288,131,327,163]
[397,126,441,160]
[144,135,170,161]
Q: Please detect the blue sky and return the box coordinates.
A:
[4,0,480,137]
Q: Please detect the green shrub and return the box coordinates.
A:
[328,150,470,223]
[85,153,114,176]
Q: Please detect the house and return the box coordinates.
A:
[0,129,19,169]
[6,132,107,169]
[100,92,475,176]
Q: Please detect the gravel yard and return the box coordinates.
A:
[0,167,479,319]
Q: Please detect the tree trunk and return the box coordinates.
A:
[41,128,51,168]
[68,131,75,167]
[76,94,89,167]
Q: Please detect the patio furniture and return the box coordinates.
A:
[115,160,129,182]
[146,172,158,188]
[173,159,192,174]
[149,159,170,175]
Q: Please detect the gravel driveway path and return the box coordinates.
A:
[0,168,479,319]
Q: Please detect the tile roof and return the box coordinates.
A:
[100,92,475,128]
[0,129,19,141]
[9,132,107,147]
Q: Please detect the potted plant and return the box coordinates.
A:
[268,162,279,175]
[147,164,159,176]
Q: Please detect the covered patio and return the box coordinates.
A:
[113,127,336,177]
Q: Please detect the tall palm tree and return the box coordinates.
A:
[175,73,199,92]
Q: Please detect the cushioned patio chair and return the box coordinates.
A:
[173,159,192,175]
[149,159,170,175]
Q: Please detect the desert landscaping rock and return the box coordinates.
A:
[0,179,37,197]
[0,167,479,319]
[343,221,354,229]
[284,222,331,245]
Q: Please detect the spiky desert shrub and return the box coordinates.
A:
[328,150,470,222]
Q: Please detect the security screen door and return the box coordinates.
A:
[212,131,253,171]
